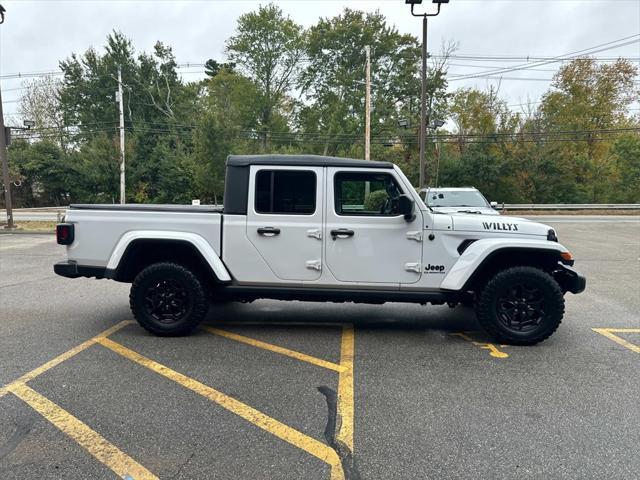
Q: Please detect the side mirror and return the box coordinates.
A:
[398,195,416,222]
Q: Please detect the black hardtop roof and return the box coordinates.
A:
[227,154,393,169]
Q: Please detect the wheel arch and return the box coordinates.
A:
[441,240,568,292]
[107,231,232,284]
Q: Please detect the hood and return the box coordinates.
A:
[431,206,500,216]
[450,213,552,237]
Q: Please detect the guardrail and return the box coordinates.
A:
[498,203,640,210]
[3,203,640,215]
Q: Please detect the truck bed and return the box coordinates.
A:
[64,205,223,268]
[70,204,223,213]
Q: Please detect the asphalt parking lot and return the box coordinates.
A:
[1,216,639,480]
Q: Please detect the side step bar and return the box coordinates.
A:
[219,285,453,305]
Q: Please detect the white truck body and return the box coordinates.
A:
[55,154,585,343]
[63,166,565,291]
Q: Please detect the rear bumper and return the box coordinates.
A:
[553,263,586,294]
[54,261,110,279]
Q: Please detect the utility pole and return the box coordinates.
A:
[364,45,371,161]
[117,68,125,204]
[434,137,441,188]
[0,4,14,229]
[419,16,427,188]
[1,84,13,229]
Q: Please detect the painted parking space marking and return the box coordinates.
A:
[450,332,509,359]
[97,336,346,480]
[203,326,345,372]
[592,328,640,354]
[336,326,354,451]
[1,321,355,480]
[205,324,355,476]
[8,383,158,480]
[0,321,132,399]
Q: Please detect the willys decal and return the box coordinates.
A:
[482,222,518,232]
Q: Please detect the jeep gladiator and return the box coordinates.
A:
[54,154,585,344]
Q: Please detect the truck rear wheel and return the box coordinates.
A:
[475,266,564,345]
[130,262,208,336]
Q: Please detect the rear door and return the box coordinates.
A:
[246,165,324,282]
[324,168,423,284]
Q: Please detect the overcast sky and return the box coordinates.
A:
[1,0,639,121]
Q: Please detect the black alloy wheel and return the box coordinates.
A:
[496,283,545,333]
[144,278,191,324]
[475,266,565,345]
[130,262,208,336]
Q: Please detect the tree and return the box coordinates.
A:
[226,3,304,149]
[611,134,640,202]
[17,76,67,149]
[300,8,449,179]
[8,140,79,206]
[58,31,198,202]
[204,59,236,78]
[190,71,261,204]
[537,58,639,202]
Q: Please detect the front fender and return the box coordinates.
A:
[106,230,232,282]
[440,238,569,291]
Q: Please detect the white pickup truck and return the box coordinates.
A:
[54,155,585,344]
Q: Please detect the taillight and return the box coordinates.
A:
[56,223,75,245]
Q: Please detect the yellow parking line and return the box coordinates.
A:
[451,332,509,359]
[97,337,344,479]
[593,328,640,353]
[336,326,355,452]
[0,321,133,399]
[203,326,345,372]
[9,383,158,480]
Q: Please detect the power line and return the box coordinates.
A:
[449,34,640,81]
[14,124,639,143]
[3,47,639,82]
[435,55,640,62]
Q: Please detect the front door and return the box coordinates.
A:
[324,168,423,284]
[246,165,324,282]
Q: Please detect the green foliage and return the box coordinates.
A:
[226,3,304,149]
[4,9,639,209]
[8,140,79,206]
[204,59,236,78]
[299,8,448,168]
[611,134,640,202]
[363,189,389,212]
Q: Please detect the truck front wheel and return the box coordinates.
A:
[475,266,564,345]
[130,262,208,336]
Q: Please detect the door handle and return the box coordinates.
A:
[330,228,355,240]
[306,259,322,271]
[257,227,281,236]
[306,228,322,240]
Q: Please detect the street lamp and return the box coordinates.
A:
[406,0,449,188]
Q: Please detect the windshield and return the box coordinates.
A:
[425,190,489,208]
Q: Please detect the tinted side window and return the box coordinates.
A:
[255,170,316,215]
[334,172,404,216]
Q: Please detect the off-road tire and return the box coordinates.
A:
[130,262,208,336]
[475,266,564,345]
